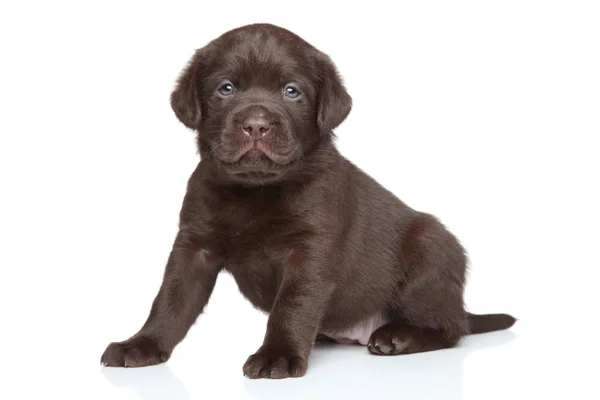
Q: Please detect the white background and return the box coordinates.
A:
[1,1,599,399]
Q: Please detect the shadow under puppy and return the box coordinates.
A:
[101,23,516,379]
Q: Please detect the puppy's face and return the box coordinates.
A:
[171,24,352,185]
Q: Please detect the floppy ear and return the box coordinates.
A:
[316,55,352,135]
[170,51,203,130]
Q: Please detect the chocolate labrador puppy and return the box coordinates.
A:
[101,23,515,379]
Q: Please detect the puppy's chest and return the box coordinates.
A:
[209,211,302,310]
[221,216,296,269]
[208,199,305,254]
[224,245,284,312]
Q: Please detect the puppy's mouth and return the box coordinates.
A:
[224,140,298,163]
[216,138,300,177]
[212,146,279,184]
[226,149,283,178]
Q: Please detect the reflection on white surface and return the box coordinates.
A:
[102,364,192,400]
[245,331,515,400]
[102,331,515,400]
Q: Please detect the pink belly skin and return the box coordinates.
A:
[321,314,388,345]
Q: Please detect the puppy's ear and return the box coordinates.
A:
[316,55,352,135]
[170,51,204,130]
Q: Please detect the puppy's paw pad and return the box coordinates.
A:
[100,336,170,368]
[243,348,306,379]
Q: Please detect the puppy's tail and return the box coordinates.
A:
[467,312,517,334]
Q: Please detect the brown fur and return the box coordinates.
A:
[101,23,515,379]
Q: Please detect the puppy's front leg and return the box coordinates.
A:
[101,231,222,368]
[243,252,332,379]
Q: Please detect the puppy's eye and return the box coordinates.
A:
[218,82,235,96]
[284,85,301,99]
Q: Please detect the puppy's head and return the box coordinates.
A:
[170,23,352,185]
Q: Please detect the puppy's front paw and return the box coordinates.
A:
[101,336,169,368]
[243,347,307,379]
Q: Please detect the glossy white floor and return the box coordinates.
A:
[1,1,599,399]
[6,271,598,400]
[97,323,593,400]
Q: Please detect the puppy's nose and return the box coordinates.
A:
[242,116,271,139]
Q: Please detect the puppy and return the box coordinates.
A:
[101,23,515,379]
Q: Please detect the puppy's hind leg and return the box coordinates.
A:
[367,319,464,355]
[368,213,469,356]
